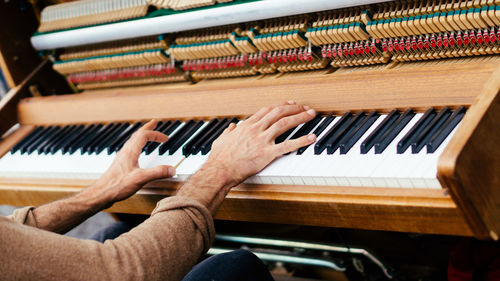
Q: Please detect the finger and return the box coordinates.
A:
[246,101,295,123]
[266,108,316,140]
[245,105,276,124]
[137,165,176,184]
[274,134,316,155]
[123,130,169,157]
[221,123,237,136]
[257,104,309,130]
[139,119,157,131]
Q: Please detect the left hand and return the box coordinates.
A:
[92,120,176,204]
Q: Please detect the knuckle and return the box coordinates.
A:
[275,118,289,128]
[249,123,260,131]
[272,106,285,115]
[266,105,276,111]
[133,130,146,138]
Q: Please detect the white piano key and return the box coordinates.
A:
[255,123,304,185]
[413,126,458,189]
[369,113,423,188]
[343,114,387,187]
[290,117,340,186]
[156,121,209,181]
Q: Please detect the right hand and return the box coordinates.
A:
[206,101,317,186]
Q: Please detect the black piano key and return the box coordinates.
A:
[191,119,226,155]
[289,115,323,141]
[143,121,181,155]
[397,108,436,154]
[37,126,68,154]
[11,126,44,154]
[158,120,196,155]
[360,110,400,154]
[320,113,360,154]
[327,112,367,154]
[51,125,85,154]
[69,124,103,154]
[183,118,219,157]
[77,123,109,154]
[169,120,204,155]
[42,125,75,154]
[20,126,54,154]
[142,121,167,152]
[283,115,323,155]
[26,126,61,154]
[63,124,97,154]
[427,106,466,153]
[315,113,352,155]
[85,123,121,154]
[161,120,181,135]
[201,117,239,155]
[297,115,335,155]
[112,122,146,153]
[95,123,130,154]
[142,121,170,153]
[275,127,297,144]
[411,107,452,154]
[33,126,61,155]
[198,118,230,155]
[339,111,379,154]
[374,109,415,154]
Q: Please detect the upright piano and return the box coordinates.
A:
[0,0,499,241]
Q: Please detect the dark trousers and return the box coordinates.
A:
[90,222,274,281]
[182,249,274,281]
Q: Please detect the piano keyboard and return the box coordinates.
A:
[0,107,466,189]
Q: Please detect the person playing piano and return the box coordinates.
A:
[0,102,317,281]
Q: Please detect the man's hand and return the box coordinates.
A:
[31,120,175,233]
[93,120,176,205]
[207,101,317,186]
[177,101,316,214]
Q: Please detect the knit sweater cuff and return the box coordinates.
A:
[7,206,38,227]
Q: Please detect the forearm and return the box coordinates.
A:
[31,183,113,233]
[29,159,230,233]
[1,196,214,281]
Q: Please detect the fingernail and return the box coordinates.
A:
[288,100,296,104]
[168,167,176,176]
[304,105,310,110]
[307,109,315,116]
[307,134,316,141]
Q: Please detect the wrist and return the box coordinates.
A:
[77,182,116,212]
[202,159,239,188]
[176,162,236,214]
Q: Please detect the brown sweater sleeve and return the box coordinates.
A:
[7,206,38,227]
[0,196,215,281]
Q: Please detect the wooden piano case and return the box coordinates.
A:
[0,56,499,240]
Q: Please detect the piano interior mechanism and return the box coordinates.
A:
[0,0,499,242]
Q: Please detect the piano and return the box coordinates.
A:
[0,0,499,241]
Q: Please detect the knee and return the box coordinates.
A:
[226,249,263,267]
